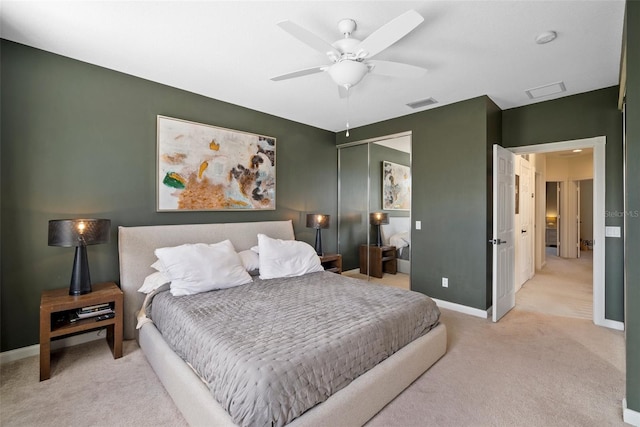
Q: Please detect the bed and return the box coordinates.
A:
[381,217,411,274]
[118,220,446,426]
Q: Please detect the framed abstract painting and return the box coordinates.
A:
[382,160,410,211]
[157,115,276,211]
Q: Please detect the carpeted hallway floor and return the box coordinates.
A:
[516,249,593,320]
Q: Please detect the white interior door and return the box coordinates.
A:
[556,182,561,256]
[561,181,579,258]
[518,157,534,287]
[576,181,581,259]
[492,144,516,322]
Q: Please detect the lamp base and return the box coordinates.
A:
[69,245,92,295]
[314,228,323,256]
[376,224,383,247]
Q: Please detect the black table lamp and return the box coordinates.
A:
[370,212,389,247]
[48,218,111,295]
[306,214,330,256]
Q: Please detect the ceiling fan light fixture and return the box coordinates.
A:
[328,60,368,88]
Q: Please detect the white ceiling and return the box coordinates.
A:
[1,1,626,133]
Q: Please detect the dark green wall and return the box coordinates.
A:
[502,87,624,321]
[625,0,640,415]
[0,40,337,351]
[337,96,495,310]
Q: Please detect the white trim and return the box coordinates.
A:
[0,330,104,364]
[509,136,617,329]
[599,318,625,331]
[624,398,640,426]
[432,298,490,319]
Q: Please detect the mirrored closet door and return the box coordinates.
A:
[338,132,412,286]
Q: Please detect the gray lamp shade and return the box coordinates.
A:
[48,219,111,247]
[369,212,389,225]
[48,218,111,296]
[306,214,330,229]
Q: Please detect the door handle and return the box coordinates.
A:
[489,239,507,245]
[521,229,527,234]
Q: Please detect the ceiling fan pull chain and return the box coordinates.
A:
[346,85,350,137]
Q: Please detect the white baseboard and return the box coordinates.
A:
[624,398,640,426]
[597,318,625,331]
[0,330,105,365]
[432,298,489,319]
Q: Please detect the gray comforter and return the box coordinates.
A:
[148,271,440,427]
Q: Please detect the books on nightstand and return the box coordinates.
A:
[69,303,114,322]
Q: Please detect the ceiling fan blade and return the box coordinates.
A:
[356,10,424,58]
[368,60,427,79]
[277,20,340,58]
[271,66,326,81]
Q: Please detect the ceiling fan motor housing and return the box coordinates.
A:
[332,37,364,59]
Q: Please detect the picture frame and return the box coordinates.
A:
[157,115,276,211]
[382,160,411,211]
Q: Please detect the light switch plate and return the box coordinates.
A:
[415,220,422,230]
[605,226,621,238]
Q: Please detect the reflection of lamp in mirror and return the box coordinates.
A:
[370,212,389,247]
[306,214,330,256]
[48,218,111,295]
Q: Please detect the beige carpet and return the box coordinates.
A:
[367,308,625,427]
[1,306,625,426]
[516,250,593,320]
[343,269,410,290]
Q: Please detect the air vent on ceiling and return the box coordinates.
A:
[406,97,438,109]
[525,81,566,99]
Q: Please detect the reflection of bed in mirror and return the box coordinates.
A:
[381,217,410,274]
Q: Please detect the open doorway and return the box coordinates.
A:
[519,171,594,320]
[516,149,593,320]
[507,136,617,330]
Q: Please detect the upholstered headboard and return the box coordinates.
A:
[118,220,295,340]
[380,217,410,246]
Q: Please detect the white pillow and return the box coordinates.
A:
[138,271,171,294]
[151,259,164,272]
[154,240,252,296]
[238,249,260,272]
[257,234,324,279]
[390,232,410,249]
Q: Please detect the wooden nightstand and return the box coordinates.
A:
[359,245,397,278]
[39,281,123,381]
[320,254,342,274]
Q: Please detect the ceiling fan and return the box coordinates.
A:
[271,9,428,95]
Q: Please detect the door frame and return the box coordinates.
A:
[510,136,621,330]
